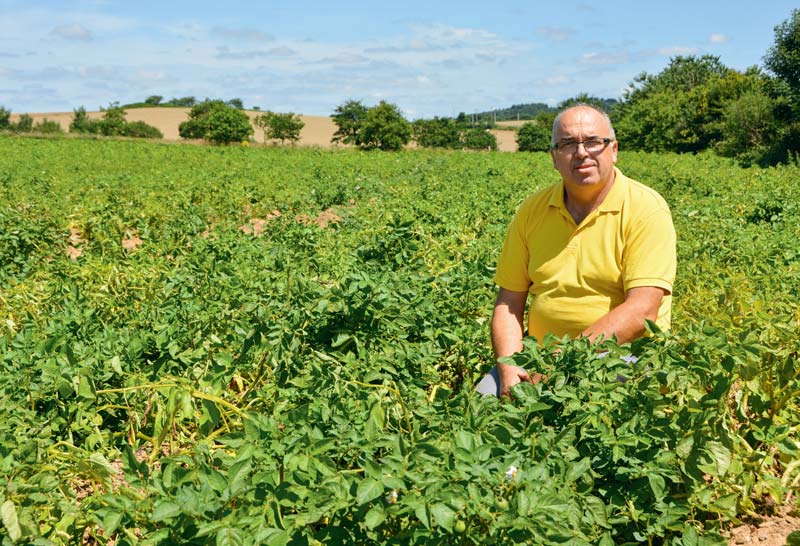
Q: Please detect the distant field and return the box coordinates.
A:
[11,107,520,151]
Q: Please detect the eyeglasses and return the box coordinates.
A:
[552,137,614,154]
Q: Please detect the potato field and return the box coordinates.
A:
[1,136,799,545]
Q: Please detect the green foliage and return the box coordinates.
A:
[33,118,64,134]
[332,99,368,146]
[70,106,94,133]
[412,117,461,149]
[764,9,800,97]
[14,114,33,133]
[460,128,497,151]
[100,102,128,136]
[122,121,164,139]
[412,118,496,151]
[144,95,163,105]
[0,138,798,544]
[359,101,412,151]
[516,121,551,152]
[624,55,729,102]
[69,105,161,139]
[255,111,305,145]
[166,96,197,107]
[557,93,617,113]
[178,100,253,145]
[0,106,10,129]
[716,90,782,165]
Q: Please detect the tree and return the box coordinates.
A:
[716,90,782,165]
[14,114,33,132]
[168,96,197,107]
[0,107,10,129]
[331,100,368,145]
[412,117,460,149]
[179,100,253,144]
[33,119,63,134]
[764,9,800,96]
[516,121,551,152]
[557,93,616,114]
[100,102,127,136]
[255,111,305,145]
[70,106,99,134]
[614,56,741,153]
[144,95,163,105]
[358,101,412,151]
[623,55,729,102]
[227,98,245,110]
[460,128,497,151]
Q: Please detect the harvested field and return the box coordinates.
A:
[11,107,519,150]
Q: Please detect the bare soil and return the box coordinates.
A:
[12,107,519,151]
[727,505,800,545]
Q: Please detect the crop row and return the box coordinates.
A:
[0,136,798,544]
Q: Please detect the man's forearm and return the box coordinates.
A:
[581,286,665,344]
[490,288,528,360]
[491,312,524,359]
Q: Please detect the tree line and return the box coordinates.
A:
[2,8,796,161]
[515,9,800,166]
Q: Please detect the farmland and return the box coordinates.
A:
[1,135,799,545]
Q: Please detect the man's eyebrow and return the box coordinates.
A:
[558,135,601,142]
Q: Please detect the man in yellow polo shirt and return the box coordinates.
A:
[481,104,676,398]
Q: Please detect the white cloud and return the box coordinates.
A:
[655,45,699,56]
[709,34,729,44]
[541,75,573,86]
[133,70,169,82]
[579,52,629,65]
[212,27,274,42]
[536,26,572,42]
[50,24,94,41]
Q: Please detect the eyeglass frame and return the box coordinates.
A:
[551,137,615,154]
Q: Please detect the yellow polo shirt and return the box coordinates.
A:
[494,167,676,340]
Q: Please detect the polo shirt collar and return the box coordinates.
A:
[597,167,628,213]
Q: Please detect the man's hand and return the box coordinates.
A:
[496,362,546,399]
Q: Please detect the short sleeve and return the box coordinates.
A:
[623,207,676,293]
[494,206,533,292]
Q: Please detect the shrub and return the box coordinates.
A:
[0,106,10,129]
[179,100,253,145]
[516,121,552,152]
[123,120,164,139]
[70,107,98,134]
[460,128,497,151]
[412,117,461,149]
[33,119,64,134]
[99,102,128,136]
[255,111,305,145]
[14,114,33,133]
[359,101,412,151]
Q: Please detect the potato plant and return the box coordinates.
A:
[0,136,798,545]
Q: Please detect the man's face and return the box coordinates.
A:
[550,107,618,191]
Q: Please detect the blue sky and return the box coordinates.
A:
[1,0,797,118]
